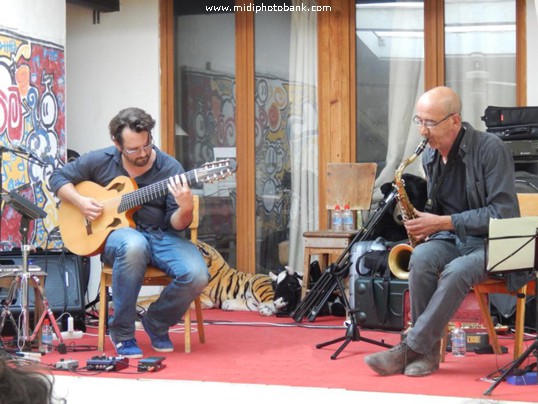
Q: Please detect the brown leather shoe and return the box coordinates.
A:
[364,342,421,376]
[404,341,441,377]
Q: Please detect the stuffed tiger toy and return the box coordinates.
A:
[195,240,302,316]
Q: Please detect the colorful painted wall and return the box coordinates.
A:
[0,28,65,251]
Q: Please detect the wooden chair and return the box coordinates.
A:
[472,192,538,360]
[97,195,205,354]
[302,163,377,298]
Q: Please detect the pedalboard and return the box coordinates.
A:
[86,355,129,371]
[137,356,166,372]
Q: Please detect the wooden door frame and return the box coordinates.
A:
[159,0,527,272]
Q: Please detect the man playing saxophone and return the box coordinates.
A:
[364,86,519,377]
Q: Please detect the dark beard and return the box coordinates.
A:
[132,154,151,167]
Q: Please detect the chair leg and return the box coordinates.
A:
[302,250,311,299]
[98,274,108,352]
[184,297,205,353]
[195,296,205,343]
[440,326,448,363]
[513,285,528,360]
[184,307,192,354]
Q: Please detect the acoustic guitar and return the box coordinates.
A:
[58,159,237,256]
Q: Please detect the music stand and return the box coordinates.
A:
[482,217,538,395]
[0,190,65,352]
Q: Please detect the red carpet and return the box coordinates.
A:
[35,309,538,402]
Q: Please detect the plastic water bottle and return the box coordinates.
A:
[342,203,354,231]
[451,322,466,357]
[40,319,53,354]
[332,204,343,231]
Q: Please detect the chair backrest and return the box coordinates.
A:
[325,163,377,211]
[517,193,538,217]
[190,195,200,242]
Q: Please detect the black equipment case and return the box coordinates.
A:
[481,105,538,139]
[354,276,410,331]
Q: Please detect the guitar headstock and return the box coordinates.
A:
[199,159,237,183]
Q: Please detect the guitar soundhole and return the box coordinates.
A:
[111,183,125,192]
[109,218,122,228]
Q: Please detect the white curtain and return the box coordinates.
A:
[288,0,318,273]
[445,0,517,130]
[371,12,425,205]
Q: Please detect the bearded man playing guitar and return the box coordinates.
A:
[49,107,210,358]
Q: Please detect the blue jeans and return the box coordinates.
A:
[405,236,487,355]
[101,227,209,342]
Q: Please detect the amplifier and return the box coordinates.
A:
[502,139,538,161]
[0,251,90,334]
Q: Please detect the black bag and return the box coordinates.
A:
[354,276,409,331]
[349,237,390,277]
[486,124,538,140]
[482,106,538,128]
[482,106,538,140]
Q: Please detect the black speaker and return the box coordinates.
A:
[0,251,90,334]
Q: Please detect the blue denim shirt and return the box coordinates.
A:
[49,146,185,230]
[422,122,520,242]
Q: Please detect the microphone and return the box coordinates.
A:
[11,140,46,166]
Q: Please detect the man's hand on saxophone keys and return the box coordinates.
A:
[404,210,454,242]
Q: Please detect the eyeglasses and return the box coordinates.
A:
[122,139,154,155]
[412,113,456,128]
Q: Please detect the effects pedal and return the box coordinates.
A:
[137,356,166,372]
[86,355,129,371]
[55,359,79,371]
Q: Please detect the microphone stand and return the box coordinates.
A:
[0,144,63,352]
[292,188,398,323]
[291,189,399,359]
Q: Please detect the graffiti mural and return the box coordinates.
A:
[0,29,65,251]
[182,68,295,271]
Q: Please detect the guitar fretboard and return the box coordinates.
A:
[115,160,235,213]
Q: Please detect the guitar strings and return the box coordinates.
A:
[87,160,232,212]
[90,162,231,213]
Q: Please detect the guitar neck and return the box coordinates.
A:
[117,169,200,213]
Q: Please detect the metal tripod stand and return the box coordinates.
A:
[0,196,65,352]
[314,262,391,359]
[291,188,398,358]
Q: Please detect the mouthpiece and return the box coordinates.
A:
[415,138,429,154]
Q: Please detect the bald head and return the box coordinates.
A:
[415,86,463,158]
[417,86,462,117]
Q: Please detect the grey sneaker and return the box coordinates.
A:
[404,341,441,377]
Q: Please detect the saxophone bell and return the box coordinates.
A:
[388,243,413,280]
[387,138,428,280]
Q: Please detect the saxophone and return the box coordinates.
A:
[388,138,429,279]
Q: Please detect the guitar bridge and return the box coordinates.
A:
[85,219,92,235]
